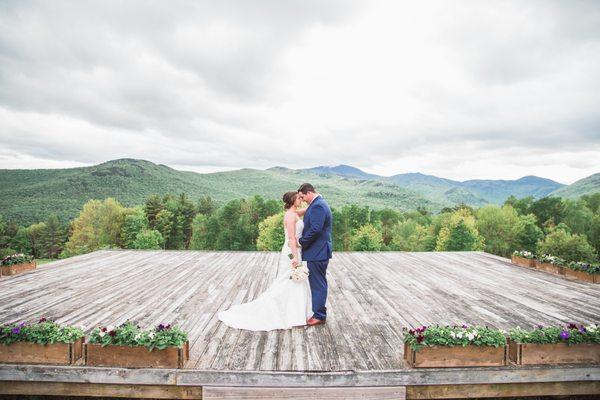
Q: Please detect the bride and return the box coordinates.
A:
[218,191,312,331]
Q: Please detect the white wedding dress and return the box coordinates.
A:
[218,217,312,331]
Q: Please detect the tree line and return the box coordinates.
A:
[1,193,599,264]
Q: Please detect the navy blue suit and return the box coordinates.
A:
[299,195,333,320]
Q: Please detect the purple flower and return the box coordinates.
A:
[535,324,544,329]
[567,323,577,330]
[462,324,468,329]
[579,326,586,333]
[416,335,425,343]
[157,324,165,331]
[559,331,570,340]
[38,317,47,323]
[11,327,20,334]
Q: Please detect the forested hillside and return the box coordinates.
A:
[0,158,596,226]
[0,159,439,224]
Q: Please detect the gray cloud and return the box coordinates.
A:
[0,0,599,183]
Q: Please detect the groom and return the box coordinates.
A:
[297,183,333,326]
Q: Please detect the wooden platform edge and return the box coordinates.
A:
[1,381,599,399]
[1,363,599,387]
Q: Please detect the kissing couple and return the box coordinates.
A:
[219,183,333,330]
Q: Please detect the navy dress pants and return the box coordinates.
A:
[307,260,329,320]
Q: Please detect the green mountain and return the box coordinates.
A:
[0,158,589,226]
[461,176,565,204]
[301,166,564,206]
[0,159,441,225]
[550,173,600,199]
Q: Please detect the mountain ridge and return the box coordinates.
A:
[0,158,596,225]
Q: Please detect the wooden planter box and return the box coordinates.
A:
[0,262,36,277]
[564,268,599,283]
[85,341,189,368]
[404,342,507,368]
[509,340,600,365]
[511,255,534,268]
[0,338,83,365]
[534,261,564,275]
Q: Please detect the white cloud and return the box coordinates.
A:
[0,0,599,183]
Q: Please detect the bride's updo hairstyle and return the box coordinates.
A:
[282,191,298,210]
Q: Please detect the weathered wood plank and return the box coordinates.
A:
[1,364,599,387]
[203,386,406,400]
[0,249,598,375]
[407,381,600,398]
[0,381,203,399]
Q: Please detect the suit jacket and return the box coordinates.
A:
[299,195,333,261]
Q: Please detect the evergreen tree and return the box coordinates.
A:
[371,208,401,248]
[154,209,174,249]
[332,205,371,251]
[445,221,480,251]
[530,197,565,229]
[144,194,164,229]
[435,208,484,251]
[0,215,8,249]
[515,214,544,253]
[197,196,217,216]
[189,214,210,250]
[40,215,67,258]
[178,193,197,248]
[10,227,32,254]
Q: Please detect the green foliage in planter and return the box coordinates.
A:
[537,254,566,265]
[536,227,598,263]
[88,321,188,351]
[509,323,600,345]
[1,253,34,266]
[513,250,535,259]
[403,325,506,352]
[567,261,600,275]
[0,318,84,345]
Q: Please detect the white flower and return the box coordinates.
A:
[98,331,106,337]
[148,331,155,339]
[456,332,463,339]
[467,333,475,341]
[450,332,456,338]
[290,264,310,282]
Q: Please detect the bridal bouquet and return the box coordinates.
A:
[288,253,309,282]
[290,264,309,282]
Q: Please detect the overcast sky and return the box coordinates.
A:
[1,1,599,183]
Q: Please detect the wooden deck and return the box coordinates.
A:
[0,250,599,398]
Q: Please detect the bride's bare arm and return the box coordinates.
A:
[284,212,300,267]
[295,208,307,217]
